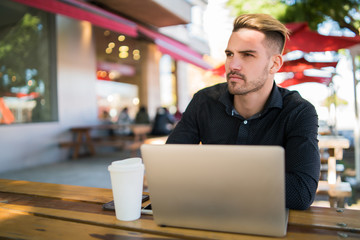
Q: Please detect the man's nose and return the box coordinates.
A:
[227,57,242,71]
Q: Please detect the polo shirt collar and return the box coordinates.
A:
[265,82,283,110]
[219,82,283,116]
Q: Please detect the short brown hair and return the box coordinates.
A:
[233,14,290,54]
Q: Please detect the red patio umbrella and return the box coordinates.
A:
[210,57,338,80]
[284,22,360,53]
[279,57,338,73]
[277,72,332,88]
[211,64,226,77]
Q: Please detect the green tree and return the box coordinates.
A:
[0,13,41,95]
[227,0,360,35]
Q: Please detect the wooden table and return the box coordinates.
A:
[318,135,350,184]
[93,124,152,157]
[0,179,359,239]
[317,180,353,208]
[60,124,152,159]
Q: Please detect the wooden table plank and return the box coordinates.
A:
[289,207,360,232]
[0,178,113,203]
[0,192,112,215]
[2,179,360,232]
[2,179,360,239]
[0,207,170,240]
[1,202,359,240]
[318,135,350,149]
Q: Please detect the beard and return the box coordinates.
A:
[226,64,269,96]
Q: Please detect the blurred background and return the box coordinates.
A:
[1,0,360,208]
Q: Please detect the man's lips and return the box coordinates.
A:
[227,74,245,81]
[228,74,242,79]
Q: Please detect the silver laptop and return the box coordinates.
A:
[140,144,288,237]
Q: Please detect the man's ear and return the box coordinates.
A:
[269,54,283,74]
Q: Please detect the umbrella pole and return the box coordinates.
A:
[350,51,360,184]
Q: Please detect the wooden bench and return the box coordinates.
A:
[318,135,350,184]
[320,163,345,181]
[316,180,352,208]
[92,136,144,157]
[60,124,152,159]
[59,127,95,159]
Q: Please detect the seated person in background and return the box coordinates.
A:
[166,13,320,210]
[135,106,150,124]
[151,107,175,136]
[101,110,115,137]
[116,107,133,135]
[173,108,183,123]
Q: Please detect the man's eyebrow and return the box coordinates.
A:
[225,49,257,54]
[238,50,257,54]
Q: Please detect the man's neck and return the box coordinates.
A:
[233,81,274,119]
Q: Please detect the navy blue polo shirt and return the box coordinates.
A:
[167,82,320,210]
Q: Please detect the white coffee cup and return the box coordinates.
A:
[108,157,144,221]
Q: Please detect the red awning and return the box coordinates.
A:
[278,72,332,88]
[285,22,360,53]
[138,26,212,70]
[13,0,212,70]
[12,0,138,37]
[279,57,338,72]
[211,64,226,77]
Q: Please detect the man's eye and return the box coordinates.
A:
[244,53,253,57]
[225,52,233,57]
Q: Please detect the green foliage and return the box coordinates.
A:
[322,92,348,109]
[0,13,41,93]
[227,0,288,17]
[227,0,360,34]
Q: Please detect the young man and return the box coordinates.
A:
[166,14,320,210]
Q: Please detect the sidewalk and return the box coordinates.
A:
[1,150,134,189]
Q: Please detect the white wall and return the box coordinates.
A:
[57,17,98,126]
[176,61,192,113]
[0,16,99,173]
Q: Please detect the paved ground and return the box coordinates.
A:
[1,150,135,189]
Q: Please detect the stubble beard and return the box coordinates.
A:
[226,65,269,96]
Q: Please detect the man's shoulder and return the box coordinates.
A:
[278,87,315,111]
[195,82,228,100]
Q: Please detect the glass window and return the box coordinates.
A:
[96,80,139,122]
[159,54,177,109]
[94,26,143,122]
[0,0,57,124]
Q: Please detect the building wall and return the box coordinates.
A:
[0,15,99,173]
[141,44,162,119]
[57,17,98,126]
[176,61,191,113]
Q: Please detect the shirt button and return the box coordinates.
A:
[244,120,248,124]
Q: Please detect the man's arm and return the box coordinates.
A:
[166,93,201,144]
[284,103,320,210]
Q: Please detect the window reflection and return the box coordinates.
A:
[0,0,57,124]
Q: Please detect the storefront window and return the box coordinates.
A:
[94,26,142,122]
[160,54,177,109]
[0,0,57,124]
[96,80,139,122]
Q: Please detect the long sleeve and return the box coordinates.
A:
[284,102,320,210]
[167,93,202,144]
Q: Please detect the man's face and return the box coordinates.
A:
[225,28,274,95]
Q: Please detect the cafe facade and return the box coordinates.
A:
[0,0,212,172]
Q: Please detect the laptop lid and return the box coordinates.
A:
[140,144,288,237]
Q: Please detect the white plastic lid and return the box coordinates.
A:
[108,157,144,172]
